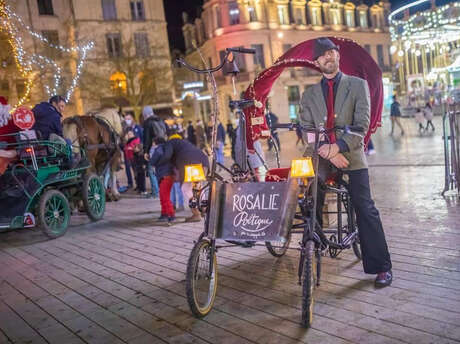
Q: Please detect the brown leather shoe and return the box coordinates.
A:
[375,270,392,288]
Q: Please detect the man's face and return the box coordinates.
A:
[314,49,340,75]
[53,100,66,114]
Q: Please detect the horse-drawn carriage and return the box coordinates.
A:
[0,108,106,238]
[176,37,383,327]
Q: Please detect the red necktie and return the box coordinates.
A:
[326,79,336,143]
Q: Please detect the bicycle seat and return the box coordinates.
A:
[266,167,290,182]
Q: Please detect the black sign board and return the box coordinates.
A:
[209,180,298,242]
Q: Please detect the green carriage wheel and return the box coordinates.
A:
[38,189,71,239]
[83,173,106,221]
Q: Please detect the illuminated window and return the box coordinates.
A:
[358,11,368,28]
[248,5,257,22]
[310,7,321,26]
[278,5,289,25]
[329,7,342,26]
[110,72,127,93]
[229,2,240,25]
[345,10,355,27]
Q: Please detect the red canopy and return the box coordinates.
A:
[243,37,383,151]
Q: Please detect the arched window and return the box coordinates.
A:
[110,72,127,93]
[247,1,257,22]
[358,10,368,28]
[278,5,289,25]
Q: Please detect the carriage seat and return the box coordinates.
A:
[266,167,291,182]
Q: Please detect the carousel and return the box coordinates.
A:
[389,0,460,107]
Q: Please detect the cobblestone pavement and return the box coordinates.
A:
[1,116,459,344]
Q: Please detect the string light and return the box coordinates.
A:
[0,1,94,108]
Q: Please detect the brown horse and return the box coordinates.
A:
[63,109,123,201]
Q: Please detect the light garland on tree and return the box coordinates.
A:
[0,1,94,108]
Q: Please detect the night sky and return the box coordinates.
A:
[163,0,454,52]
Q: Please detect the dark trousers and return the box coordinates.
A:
[132,156,145,192]
[124,151,133,186]
[316,159,392,274]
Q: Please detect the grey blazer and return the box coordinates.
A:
[299,73,370,171]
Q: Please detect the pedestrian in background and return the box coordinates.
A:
[124,130,146,195]
[390,95,405,136]
[216,120,226,165]
[186,120,197,145]
[424,102,435,131]
[122,113,143,191]
[142,106,166,198]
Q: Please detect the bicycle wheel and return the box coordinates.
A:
[301,240,316,328]
[185,239,218,318]
[265,231,292,257]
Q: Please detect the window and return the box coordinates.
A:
[37,0,53,15]
[130,0,145,21]
[345,11,355,27]
[310,7,321,26]
[251,44,265,69]
[110,72,127,93]
[229,2,240,25]
[278,5,289,25]
[364,44,371,54]
[358,11,368,28]
[330,8,341,25]
[295,8,304,25]
[248,5,257,22]
[377,44,385,67]
[41,30,60,58]
[106,33,122,58]
[134,32,150,57]
[102,0,117,20]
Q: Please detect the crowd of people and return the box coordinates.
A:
[119,107,236,224]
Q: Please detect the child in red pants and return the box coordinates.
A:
[149,137,175,223]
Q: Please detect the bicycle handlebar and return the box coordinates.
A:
[227,47,256,54]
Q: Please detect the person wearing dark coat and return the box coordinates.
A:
[186,121,197,145]
[142,106,167,161]
[162,135,210,222]
[32,95,66,140]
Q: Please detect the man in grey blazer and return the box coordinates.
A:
[299,38,392,288]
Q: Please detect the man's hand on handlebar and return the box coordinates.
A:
[318,143,340,160]
[329,153,349,169]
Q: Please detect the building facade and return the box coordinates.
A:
[1,0,174,116]
[179,0,392,123]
